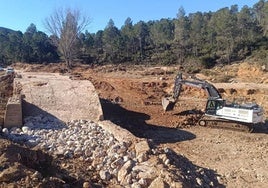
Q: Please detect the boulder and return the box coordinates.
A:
[135,140,150,157]
[148,177,168,188]
[117,160,135,183]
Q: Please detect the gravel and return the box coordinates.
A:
[1,115,141,186]
[1,114,219,187]
[4,115,121,159]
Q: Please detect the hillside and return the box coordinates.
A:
[0,27,16,34]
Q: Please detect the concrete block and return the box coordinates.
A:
[4,95,22,128]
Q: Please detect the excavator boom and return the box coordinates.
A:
[162,73,221,111]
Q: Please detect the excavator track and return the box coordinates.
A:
[198,115,254,133]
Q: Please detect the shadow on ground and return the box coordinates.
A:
[22,100,67,130]
[252,120,268,134]
[166,148,226,188]
[101,99,225,187]
[100,99,196,144]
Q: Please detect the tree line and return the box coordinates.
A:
[0,25,59,65]
[0,0,267,69]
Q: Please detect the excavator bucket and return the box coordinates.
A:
[162,73,183,111]
[162,97,176,111]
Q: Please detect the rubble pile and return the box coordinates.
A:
[1,115,222,187]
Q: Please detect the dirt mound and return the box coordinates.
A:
[199,62,268,83]
[237,62,267,83]
[0,138,76,187]
[93,80,115,91]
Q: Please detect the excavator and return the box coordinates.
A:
[162,73,265,132]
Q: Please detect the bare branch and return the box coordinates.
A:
[44,8,90,68]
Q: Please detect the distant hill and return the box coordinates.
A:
[0,27,18,34]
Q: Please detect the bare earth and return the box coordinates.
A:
[1,62,268,187]
[71,63,268,187]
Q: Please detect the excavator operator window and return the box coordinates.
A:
[206,99,224,115]
[207,100,216,109]
[206,100,217,115]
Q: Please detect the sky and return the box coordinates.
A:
[0,0,260,34]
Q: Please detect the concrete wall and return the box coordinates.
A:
[4,94,22,128]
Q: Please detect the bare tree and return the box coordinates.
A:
[45,8,90,68]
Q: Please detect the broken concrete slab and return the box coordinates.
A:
[15,72,103,122]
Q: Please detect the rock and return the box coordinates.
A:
[31,171,42,180]
[148,177,167,188]
[22,126,30,133]
[164,148,171,154]
[111,158,124,169]
[136,153,148,163]
[121,173,132,185]
[2,128,9,134]
[123,155,129,162]
[196,177,203,186]
[118,160,135,183]
[135,140,150,157]
[74,148,82,156]
[99,170,111,181]
[83,181,92,188]
[261,65,266,71]
[26,139,38,147]
[164,159,170,165]
[10,127,18,133]
[1,116,182,186]
[0,165,26,182]
[216,175,224,184]
[138,178,148,187]
[170,181,183,188]
[131,182,142,188]
[133,164,157,180]
[84,149,92,157]
[55,146,65,155]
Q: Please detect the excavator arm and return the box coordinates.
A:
[162,73,222,111]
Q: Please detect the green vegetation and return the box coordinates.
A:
[0,0,268,68]
[0,25,59,65]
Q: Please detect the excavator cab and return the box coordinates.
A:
[205,98,225,115]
